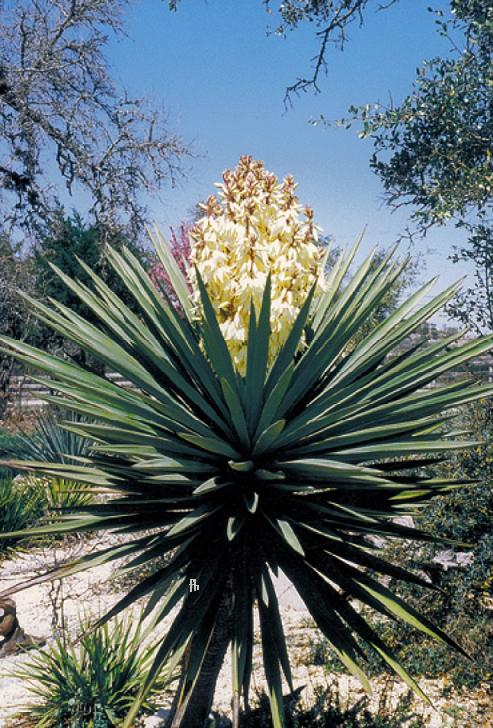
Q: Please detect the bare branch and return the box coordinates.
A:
[0,0,190,239]
[261,1,399,105]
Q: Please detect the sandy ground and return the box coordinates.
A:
[0,536,491,727]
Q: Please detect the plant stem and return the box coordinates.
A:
[167,586,233,728]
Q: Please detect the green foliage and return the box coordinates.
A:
[33,215,105,324]
[326,1,493,332]
[14,411,95,511]
[214,685,426,728]
[14,617,172,728]
[0,477,44,556]
[32,213,150,356]
[309,400,493,691]
[0,426,27,478]
[2,236,493,727]
[0,235,36,416]
[0,414,95,556]
[16,410,93,465]
[373,401,493,689]
[339,3,492,228]
[448,222,493,334]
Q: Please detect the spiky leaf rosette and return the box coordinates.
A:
[1,233,492,727]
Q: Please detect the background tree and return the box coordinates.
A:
[0,0,188,239]
[325,1,493,332]
[369,400,493,690]
[0,235,35,417]
[32,212,150,362]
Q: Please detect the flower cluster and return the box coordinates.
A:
[189,156,326,374]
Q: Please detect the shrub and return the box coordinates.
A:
[308,402,493,691]
[15,410,93,465]
[0,427,27,478]
[13,617,173,728]
[369,402,493,689]
[214,685,427,727]
[0,477,44,556]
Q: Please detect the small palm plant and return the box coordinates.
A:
[13,616,172,727]
[15,411,94,511]
[1,156,492,728]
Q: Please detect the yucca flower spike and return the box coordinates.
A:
[190,155,326,373]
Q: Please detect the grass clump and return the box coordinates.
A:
[13,617,173,728]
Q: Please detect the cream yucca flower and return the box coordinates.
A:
[189,155,326,373]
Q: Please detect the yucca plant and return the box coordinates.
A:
[1,157,493,728]
[13,616,172,727]
[16,410,93,465]
[16,411,94,511]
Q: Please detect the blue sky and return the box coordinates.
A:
[107,0,469,296]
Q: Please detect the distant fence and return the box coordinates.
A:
[6,372,134,411]
[4,323,493,412]
[6,364,493,412]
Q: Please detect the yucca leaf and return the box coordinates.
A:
[0,536,154,599]
[124,557,226,727]
[255,363,295,439]
[280,551,371,692]
[245,277,271,431]
[148,225,194,321]
[228,459,255,472]
[227,513,247,541]
[193,477,231,496]
[220,377,251,450]
[232,558,254,720]
[252,419,286,457]
[105,246,230,420]
[167,503,222,538]
[267,516,305,556]
[305,546,462,656]
[258,588,286,728]
[354,578,467,655]
[307,556,430,700]
[258,566,293,689]
[72,257,233,435]
[265,283,315,396]
[242,490,259,514]
[178,432,241,459]
[93,544,193,628]
[312,231,363,331]
[194,268,238,389]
